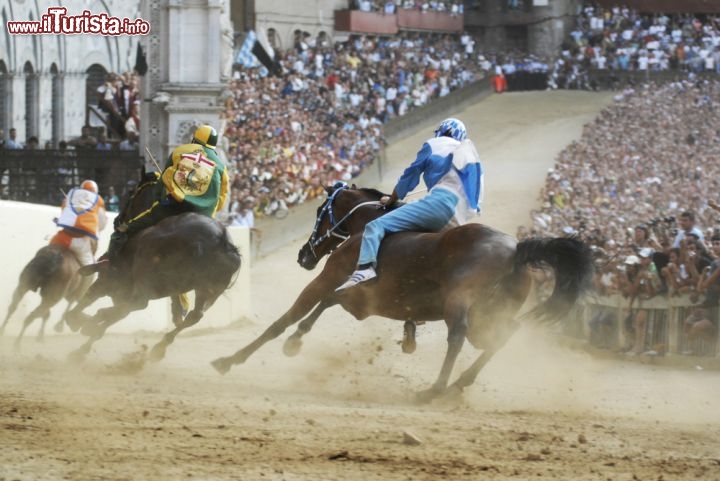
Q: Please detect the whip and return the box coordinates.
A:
[144,146,162,172]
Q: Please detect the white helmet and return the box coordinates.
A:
[434,118,467,141]
[80,179,98,193]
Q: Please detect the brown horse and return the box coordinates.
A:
[212,184,594,402]
[65,172,242,362]
[1,244,87,345]
[293,182,423,352]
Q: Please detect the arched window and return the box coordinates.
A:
[267,28,280,51]
[0,60,7,135]
[50,64,61,147]
[24,62,38,139]
[85,63,107,126]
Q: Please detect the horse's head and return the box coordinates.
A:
[116,170,161,227]
[297,182,387,270]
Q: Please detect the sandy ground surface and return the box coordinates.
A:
[3,91,720,481]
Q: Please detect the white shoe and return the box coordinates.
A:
[335,267,377,291]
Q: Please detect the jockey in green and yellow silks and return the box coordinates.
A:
[102,124,229,263]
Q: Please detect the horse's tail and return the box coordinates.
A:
[20,246,65,293]
[511,236,594,322]
[213,226,242,289]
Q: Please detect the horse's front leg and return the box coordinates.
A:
[282,299,338,357]
[149,290,220,362]
[416,304,468,403]
[65,279,106,332]
[211,276,336,375]
[67,303,137,363]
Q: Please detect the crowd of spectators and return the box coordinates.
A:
[221,32,485,221]
[520,79,720,354]
[548,4,720,90]
[93,70,141,147]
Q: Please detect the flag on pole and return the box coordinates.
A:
[236,30,260,68]
[134,42,148,76]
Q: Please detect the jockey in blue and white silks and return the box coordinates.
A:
[337,117,484,290]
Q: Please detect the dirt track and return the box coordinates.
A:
[2,92,720,481]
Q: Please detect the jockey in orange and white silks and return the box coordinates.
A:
[50,179,108,266]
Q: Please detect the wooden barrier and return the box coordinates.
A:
[573,294,719,357]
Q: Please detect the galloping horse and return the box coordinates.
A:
[65,172,242,361]
[293,182,422,352]
[1,244,87,345]
[212,184,594,402]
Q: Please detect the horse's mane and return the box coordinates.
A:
[355,187,405,209]
[356,187,389,199]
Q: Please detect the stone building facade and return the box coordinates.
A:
[0,0,141,146]
[464,0,581,57]
[232,0,347,52]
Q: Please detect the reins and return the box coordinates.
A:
[307,185,381,261]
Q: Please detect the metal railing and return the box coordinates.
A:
[0,148,144,205]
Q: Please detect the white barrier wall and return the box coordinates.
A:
[0,200,251,336]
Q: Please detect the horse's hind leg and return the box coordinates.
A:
[14,304,50,349]
[416,303,469,403]
[282,299,338,357]
[402,321,417,354]
[170,295,188,328]
[212,277,334,375]
[1,285,27,336]
[36,311,52,343]
[149,290,220,362]
[448,314,520,395]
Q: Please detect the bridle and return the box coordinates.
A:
[306,183,380,261]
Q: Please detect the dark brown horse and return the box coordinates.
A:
[65,172,242,362]
[212,184,593,402]
[1,244,87,345]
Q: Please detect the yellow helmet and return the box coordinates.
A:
[192,124,218,149]
[80,179,98,193]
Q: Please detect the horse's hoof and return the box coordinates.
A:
[282,337,303,357]
[67,348,87,364]
[211,357,231,375]
[401,340,416,354]
[148,344,166,363]
[80,322,104,338]
[53,322,64,334]
[414,386,443,404]
[66,313,88,333]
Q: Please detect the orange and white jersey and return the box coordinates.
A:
[56,188,108,239]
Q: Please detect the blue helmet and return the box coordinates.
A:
[434,118,467,142]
